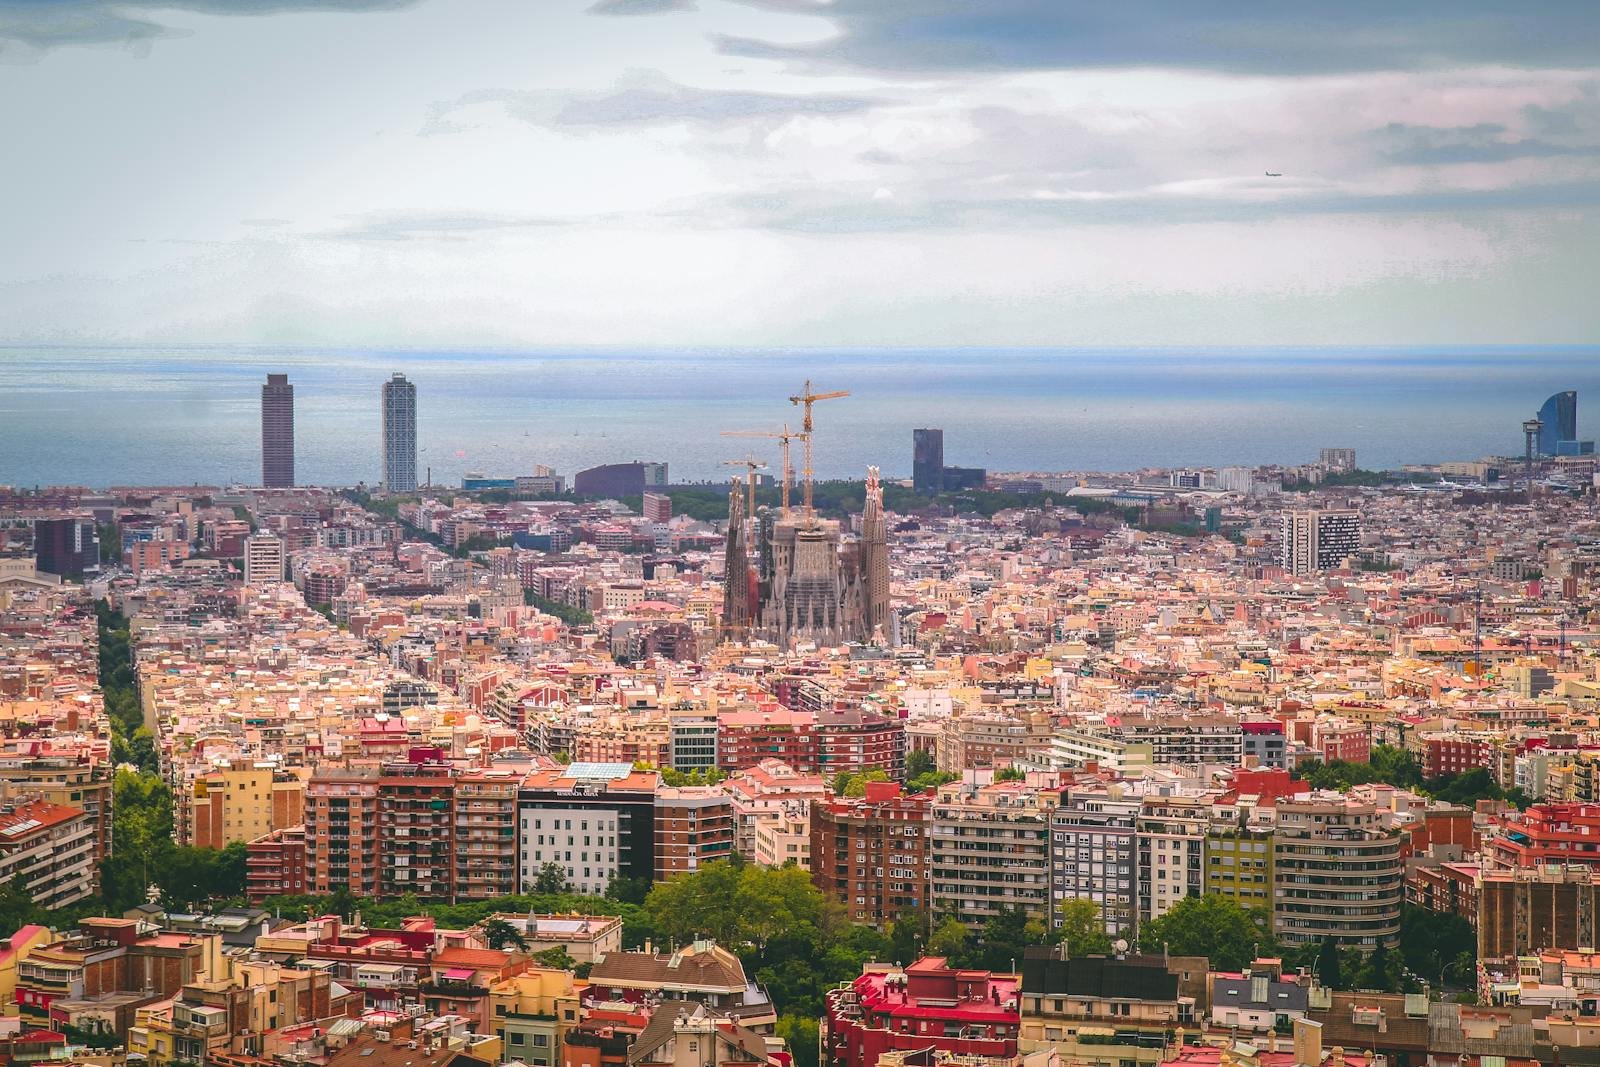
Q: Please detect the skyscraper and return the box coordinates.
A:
[381,372,418,492]
[1537,391,1577,455]
[912,428,943,494]
[33,518,99,579]
[1280,509,1361,575]
[261,373,294,488]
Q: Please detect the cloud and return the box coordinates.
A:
[1370,122,1598,165]
[427,71,884,131]
[0,0,421,52]
[316,212,573,242]
[586,0,696,15]
[714,1,1600,76]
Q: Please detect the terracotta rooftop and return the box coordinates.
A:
[588,942,747,993]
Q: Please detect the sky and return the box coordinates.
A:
[2,1,1598,347]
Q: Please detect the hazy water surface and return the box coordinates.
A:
[0,346,1595,488]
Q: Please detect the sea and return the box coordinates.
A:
[0,345,1595,489]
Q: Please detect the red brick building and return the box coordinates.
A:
[304,767,381,896]
[1420,736,1492,780]
[718,709,817,772]
[654,786,736,881]
[16,918,216,1030]
[814,708,906,778]
[718,708,905,778]
[811,782,930,929]
[1316,721,1371,765]
[245,826,308,902]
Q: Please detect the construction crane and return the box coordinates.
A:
[721,426,806,518]
[721,454,767,519]
[788,379,849,520]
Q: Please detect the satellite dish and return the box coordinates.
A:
[1114,939,1129,955]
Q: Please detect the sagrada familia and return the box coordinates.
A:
[721,467,890,647]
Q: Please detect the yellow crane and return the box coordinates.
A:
[787,379,849,520]
[721,425,807,519]
[720,454,767,518]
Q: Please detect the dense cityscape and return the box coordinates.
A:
[0,367,1597,1067]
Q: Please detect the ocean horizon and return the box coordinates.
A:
[1,344,1596,490]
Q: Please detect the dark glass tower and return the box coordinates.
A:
[261,373,295,487]
[382,372,418,492]
[912,428,944,494]
[1537,391,1577,455]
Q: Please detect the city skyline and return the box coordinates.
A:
[7,8,1600,1067]
[3,3,1598,346]
[2,348,1596,491]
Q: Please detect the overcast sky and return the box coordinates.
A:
[2,1,1598,346]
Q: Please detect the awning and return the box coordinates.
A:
[440,968,476,982]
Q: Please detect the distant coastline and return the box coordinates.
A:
[1,345,1596,489]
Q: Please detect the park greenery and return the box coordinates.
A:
[1139,895,1275,971]
[1295,744,1529,809]
[0,604,259,931]
[905,749,958,792]
[523,590,595,627]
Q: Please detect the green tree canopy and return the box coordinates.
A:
[482,918,529,951]
[643,860,827,953]
[533,862,571,896]
[1316,937,1343,989]
[1138,894,1276,972]
[832,770,890,797]
[926,916,970,959]
[1057,898,1114,957]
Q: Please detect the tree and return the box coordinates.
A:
[645,859,745,946]
[736,865,823,954]
[328,886,358,921]
[908,770,958,793]
[888,918,923,964]
[532,946,575,970]
[1138,894,1276,972]
[965,905,1044,972]
[534,862,571,896]
[926,917,970,959]
[905,749,936,780]
[0,876,36,934]
[605,875,651,905]
[1429,768,1504,807]
[831,770,889,798]
[1399,904,1475,989]
[1315,937,1343,989]
[777,1016,819,1067]
[482,918,528,951]
[994,766,1025,782]
[1056,898,1113,957]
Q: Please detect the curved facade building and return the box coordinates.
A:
[1538,391,1577,455]
[1272,797,1402,951]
